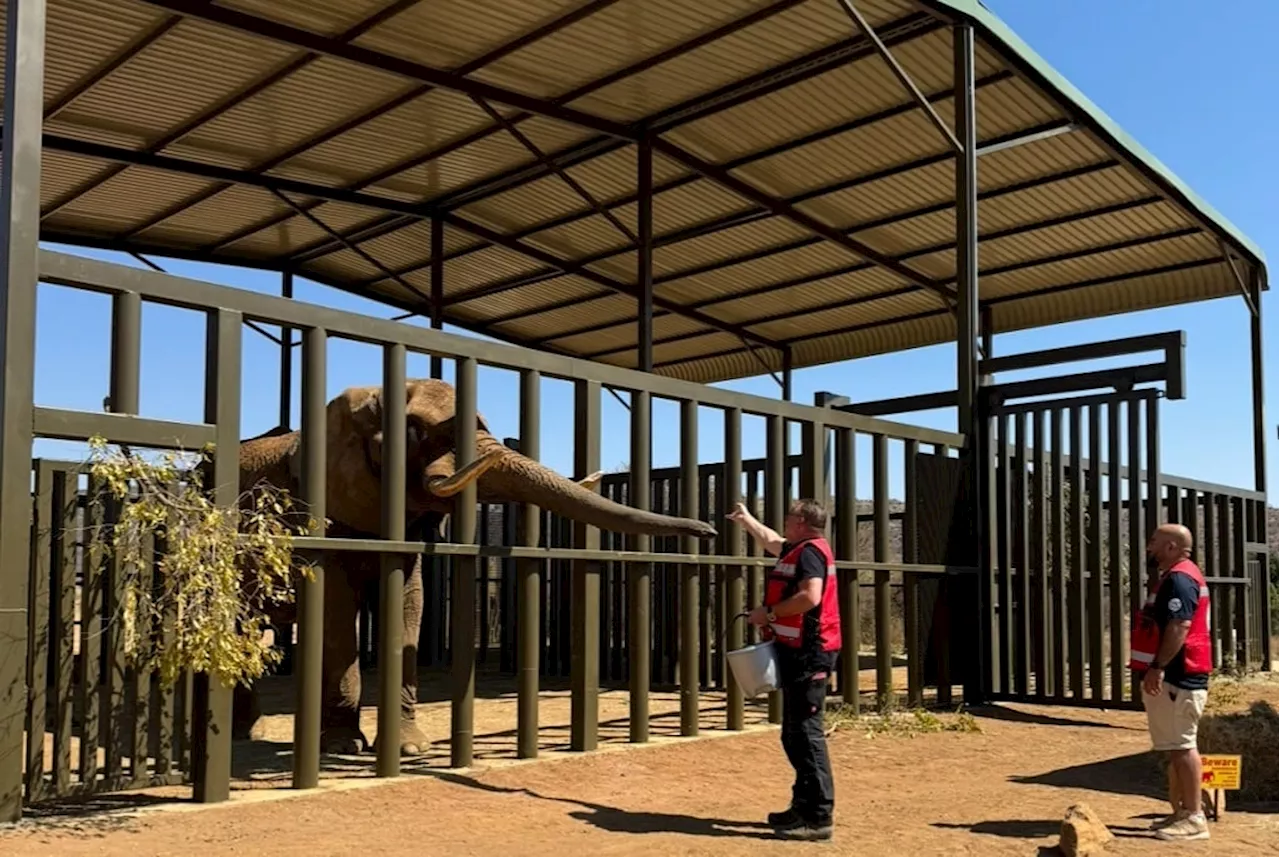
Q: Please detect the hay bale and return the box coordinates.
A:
[1197,699,1278,804]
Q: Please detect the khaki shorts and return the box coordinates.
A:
[1142,683,1208,752]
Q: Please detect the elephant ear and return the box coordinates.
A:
[348,388,383,438]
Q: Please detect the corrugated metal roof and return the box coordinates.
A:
[21,0,1267,386]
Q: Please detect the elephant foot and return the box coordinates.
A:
[371,720,430,757]
[320,724,369,755]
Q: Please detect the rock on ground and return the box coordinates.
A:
[1058,803,1115,857]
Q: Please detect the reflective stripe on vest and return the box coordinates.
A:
[1128,558,1212,673]
[764,537,842,652]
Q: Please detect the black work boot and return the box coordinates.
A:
[768,806,802,827]
[775,816,834,842]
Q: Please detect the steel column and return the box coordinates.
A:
[0,0,45,821]
[377,343,407,777]
[764,414,785,723]
[450,356,479,767]
[292,326,326,789]
[629,387,652,742]
[724,407,745,730]
[430,218,444,379]
[637,136,654,372]
[192,308,241,803]
[954,23,979,432]
[679,399,700,736]
[571,379,602,750]
[834,427,859,708]
[279,271,293,428]
[517,369,541,758]
[873,434,892,709]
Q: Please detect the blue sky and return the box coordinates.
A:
[32,0,1278,506]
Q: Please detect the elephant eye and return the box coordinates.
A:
[406,423,421,446]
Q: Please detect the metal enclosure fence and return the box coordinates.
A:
[12,249,972,810]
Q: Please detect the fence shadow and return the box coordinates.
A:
[967,704,1135,730]
[1009,750,1165,800]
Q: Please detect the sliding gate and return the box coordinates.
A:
[986,388,1160,709]
[985,383,1268,710]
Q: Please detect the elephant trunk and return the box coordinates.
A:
[473,434,717,540]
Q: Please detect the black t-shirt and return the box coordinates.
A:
[775,540,836,682]
[1151,569,1208,690]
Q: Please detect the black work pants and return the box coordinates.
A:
[778,649,836,822]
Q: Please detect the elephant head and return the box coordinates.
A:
[322,378,717,541]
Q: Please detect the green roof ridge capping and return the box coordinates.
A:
[925,0,1269,278]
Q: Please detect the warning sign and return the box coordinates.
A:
[1201,755,1242,790]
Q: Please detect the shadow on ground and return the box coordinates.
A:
[968,705,1136,730]
[433,771,778,840]
[1009,751,1166,801]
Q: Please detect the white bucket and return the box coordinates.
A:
[726,639,780,697]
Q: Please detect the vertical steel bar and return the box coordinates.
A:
[292,326,326,789]
[1087,404,1103,700]
[52,471,74,794]
[953,21,979,434]
[764,414,785,723]
[1051,407,1066,700]
[835,428,858,709]
[1231,497,1248,667]
[629,389,651,742]
[903,439,922,707]
[1014,412,1030,697]
[24,463,51,802]
[517,370,541,758]
[1032,409,1048,697]
[1252,281,1274,669]
[995,411,1010,693]
[934,444,953,707]
[637,135,654,373]
[1126,399,1143,701]
[429,218,444,380]
[571,379,601,750]
[1204,493,1221,667]
[80,477,104,789]
[724,407,744,730]
[1068,405,1085,700]
[110,291,141,414]
[1216,494,1231,665]
[278,271,293,428]
[1144,395,1162,539]
[376,343,406,777]
[0,0,44,822]
[451,356,479,767]
[192,308,241,804]
[873,434,892,710]
[1107,401,1123,702]
[679,399,699,736]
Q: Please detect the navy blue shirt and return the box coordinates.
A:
[1151,570,1208,690]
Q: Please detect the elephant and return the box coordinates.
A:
[231,377,717,755]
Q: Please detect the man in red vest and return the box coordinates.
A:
[731,498,842,842]
[1138,522,1212,842]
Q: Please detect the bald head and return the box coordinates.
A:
[1147,522,1193,571]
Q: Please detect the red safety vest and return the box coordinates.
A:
[764,537,842,652]
[1128,558,1212,674]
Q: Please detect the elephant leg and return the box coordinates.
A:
[320,553,369,754]
[231,681,260,740]
[372,553,428,756]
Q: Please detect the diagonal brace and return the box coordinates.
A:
[1219,240,1257,316]
[834,0,962,154]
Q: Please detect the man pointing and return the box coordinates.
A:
[729,498,842,842]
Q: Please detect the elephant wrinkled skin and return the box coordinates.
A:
[232,378,717,756]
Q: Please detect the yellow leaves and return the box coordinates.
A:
[84,439,305,689]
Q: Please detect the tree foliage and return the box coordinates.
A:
[83,436,316,690]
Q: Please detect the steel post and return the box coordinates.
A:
[192,308,242,804]
[723,407,745,730]
[451,356,479,767]
[764,414,785,723]
[629,388,652,742]
[377,343,406,777]
[0,0,45,821]
[679,399,699,736]
[571,379,601,750]
[517,369,541,757]
[292,325,326,789]
[279,271,293,428]
[430,217,444,379]
[873,433,892,709]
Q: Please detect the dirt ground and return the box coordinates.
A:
[4,672,1277,857]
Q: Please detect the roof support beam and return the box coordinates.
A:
[649,135,957,307]
[834,0,961,153]
[36,131,779,352]
[138,0,639,141]
[1219,239,1256,316]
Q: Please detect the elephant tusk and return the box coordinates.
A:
[426,448,505,498]
[577,470,604,492]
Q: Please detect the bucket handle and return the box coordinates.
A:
[721,609,772,649]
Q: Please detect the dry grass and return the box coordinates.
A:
[1196,673,1278,805]
[823,702,981,739]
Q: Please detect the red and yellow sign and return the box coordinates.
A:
[1200,755,1242,790]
